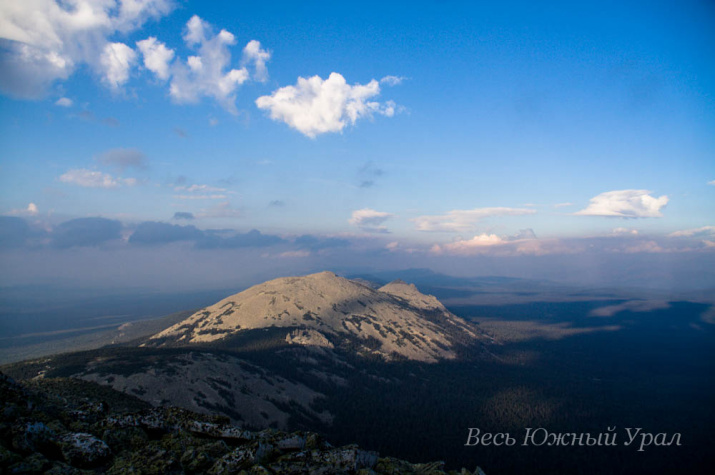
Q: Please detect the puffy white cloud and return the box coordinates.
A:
[575,190,668,218]
[168,15,251,113]
[413,207,536,232]
[136,36,174,80]
[709,180,715,186]
[55,97,72,107]
[0,0,172,98]
[553,202,573,208]
[242,39,270,82]
[349,208,394,233]
[100,41,136,90]
[59,168,136,188]
[256,72,397,138]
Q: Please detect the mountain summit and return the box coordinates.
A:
[150,271,484,362]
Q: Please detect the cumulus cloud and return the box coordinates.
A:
[575,190,668,218]
[100,41,137,90]
[52,217,122,248]
[0,0,173,98]
[55,97,72,107]
[165,15,254,113]
[413,207,536,232]
[241,39,270,82]
[136,36,174,80]
[95,148,146,171]
[349,208,394,233]
[59,169,137,188]
[256,72,397,138]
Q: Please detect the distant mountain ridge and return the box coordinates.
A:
[149,271,486,363]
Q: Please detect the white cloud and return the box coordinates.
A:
[100,41,137,90]
[709,180,715,186]
[553,202,573,208]
[55,97,72,107]
[136,36,174,80]
[430,230,543,256]
[242,39,270,82]
[168,15,251,113]
[59,168,136,188]
[380,75,406,86]
[612,227,639,235]
[575,190,668,218]
[413,207,536,232]
[7,202,39,216]
[668,226,715,238]
[0,0,172,98]
[256,72,397,138]
[349,208,394,233]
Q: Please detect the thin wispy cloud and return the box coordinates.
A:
[575,190,668,218]
[59,169,137,188]
[413,207,536,232]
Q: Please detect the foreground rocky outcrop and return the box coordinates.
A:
[0,373,485,474]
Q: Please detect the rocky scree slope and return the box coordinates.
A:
[0,372,486,474]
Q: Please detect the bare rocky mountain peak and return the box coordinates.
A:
[150,272,484,363]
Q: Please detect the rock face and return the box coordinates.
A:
[150,272,483,363]
[0,373,485,474]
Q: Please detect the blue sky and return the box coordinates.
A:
[1,0,714,290]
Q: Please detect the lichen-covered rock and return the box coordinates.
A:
[59,432,111,468]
